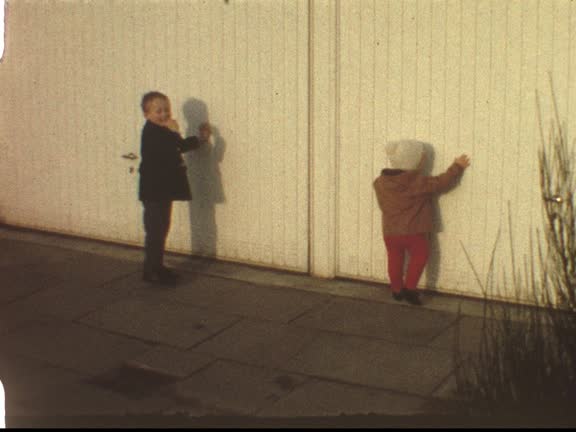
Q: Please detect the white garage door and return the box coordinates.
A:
[335,0,576,298]
[0,0,309,272]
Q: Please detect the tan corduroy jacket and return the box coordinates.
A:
[373,163,463,235]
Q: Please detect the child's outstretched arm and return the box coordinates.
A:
[416,154,471,195]
[177,122,212,153]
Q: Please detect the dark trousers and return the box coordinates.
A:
[384,233,430,293]
[142,200,173,273]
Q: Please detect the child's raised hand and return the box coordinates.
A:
[454,154,471,169]
[164,119,180,133]
[199,122,212,142]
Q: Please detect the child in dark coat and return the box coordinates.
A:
[139,91,211,284]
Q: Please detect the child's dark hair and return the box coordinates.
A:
[141,91,168,113]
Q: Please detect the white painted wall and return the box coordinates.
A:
[0,0,574,301]
[0,0,309,272]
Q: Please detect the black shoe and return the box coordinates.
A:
[142,270,178,285]
[403,289,422,306]
[392,291,404,302]
[158,266,180,280]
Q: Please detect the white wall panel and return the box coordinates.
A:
[337,0,576,300]
[310,0,338,277]
[371,0,389,282]
[0,0,309,272]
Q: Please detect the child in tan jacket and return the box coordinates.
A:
[373,140,470,305]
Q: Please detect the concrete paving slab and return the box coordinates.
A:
[422,293,487,319]
[0,269,67,305]
[257,378,435,417]
[161,404,232,418]
[170,254,489,322]
[172,360,308,416]
[429,316,485,354]
[87,364,180,399]
[80,297,241,348]
[0,321,152,375]
[0,302,58,336]
[169,255,398,307]
[125,345,214,379]
[3,274,138,321]
[429,315,560,400]
[63,240,143,264]
[0,230,144,265]
[0,239,73,269]
[428,314,539,356]
[0,237,141,298]
[430,370,460,401]
[20,249,140,287]
[293,297,458,344]
[192,318,322,369]
[280,332,456,396]
[0,355,129,417]
[134,274,330,323]
[292,278,395,304]
[0,356,178,419]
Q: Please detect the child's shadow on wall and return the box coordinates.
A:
[420,142,443,292]
[182,98,226,259]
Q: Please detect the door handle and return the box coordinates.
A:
[122,152,139,160]
[543,195,564,203]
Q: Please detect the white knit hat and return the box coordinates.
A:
[385,140,424,170]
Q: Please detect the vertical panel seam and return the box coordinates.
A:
[569,0,573,123]
[370,0,376,277]
[515,0,524,227]
[457,0,462,148]
[530,0,541,239]
[283,0,287,266]
[499,0,509,224]
[298,0,305,269]
[471,2,478,262]
[552,0,556,80]
[386,0,390,146]
[234,0,239,257]
[473,0,478,155]
[357,0,362,276]
[334,0,341,275]
[307,0,313,273]
[415,0,419,138]
[483,0,494,277]
[258,0,263,262]
[270,0,276,264]
[428,0,433,139]
[400,0,404,131]
[443,2,447,148]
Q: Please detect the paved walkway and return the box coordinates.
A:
[0,226,538,427]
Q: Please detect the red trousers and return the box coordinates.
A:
[384,233,429,293]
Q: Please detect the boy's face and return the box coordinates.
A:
[144,97,171,126]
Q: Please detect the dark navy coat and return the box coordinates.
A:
[138,120,200,201]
